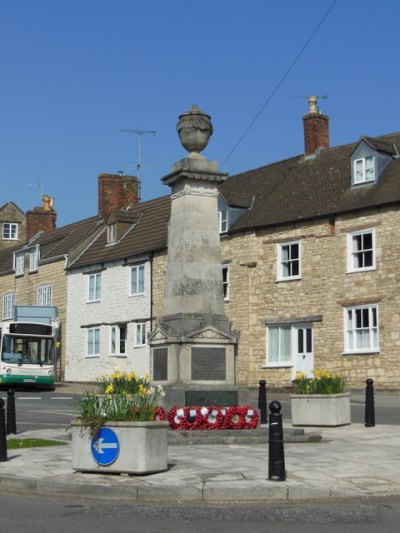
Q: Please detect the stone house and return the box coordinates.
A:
[0,213,101,378]
[216,99,400,390]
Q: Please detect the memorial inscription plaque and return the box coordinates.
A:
[153,347,168,381]
[191,347,226,381]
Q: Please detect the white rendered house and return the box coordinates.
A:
[65,257,152,382]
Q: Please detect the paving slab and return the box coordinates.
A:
[1,423,399,502]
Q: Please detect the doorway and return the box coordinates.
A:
[293,325,314,378]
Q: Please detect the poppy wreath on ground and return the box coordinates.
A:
[183,406,213,430]
[218,407,231,429]
[167,406,191,430]
[201,405,224,430]
[167,405,259,430]
[226,405,259,429]
[167,406,204,430]
[155,406,166,421]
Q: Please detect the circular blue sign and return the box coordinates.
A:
[90,427,120,466]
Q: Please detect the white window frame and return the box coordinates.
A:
[14,252,25,276]
[29,246,40,272]
[110,325,127,356]
[218,209,228,233]
[353,156,375,184]
[3,293,15,319]
[107,224,117,244]
[222,264,230,300]
[131,264,145,296]
[347,228,376,272]
[87,327,100,357]
[88,273,101,302]
[266,325,293,367]
[266,323,313,368]
[37,285,52,306]
[2,222,18,240]
[277,241,301,280]
[344,305,379,354]
[134,322,146,346]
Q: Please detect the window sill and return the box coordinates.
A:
[276,277,301,283]
[86,300,101,304]
[262,363,293,369]
[342,351,380,356]
[346,267,376,274]
[85,355,100,358]
[108,354,127,358]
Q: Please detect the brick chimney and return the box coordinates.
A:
[303,96,330,156]
[26,195,57,239]
[98,173,139,218]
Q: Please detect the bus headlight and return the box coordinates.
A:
[48,369,54,375]
[6,368,12,374]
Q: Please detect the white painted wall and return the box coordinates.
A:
[65,260,151,382]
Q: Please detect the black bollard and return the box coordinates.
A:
[365,378,375,427]
[0,398,8,462]
[258,380,267,424]
[268,400,286,481]
[7,388,17,435]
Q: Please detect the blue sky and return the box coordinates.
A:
[1,0,400,226]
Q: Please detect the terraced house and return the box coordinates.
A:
[217,98,400,390]
[1,99,400,390]
[64,193,170,382]
[0,198,100,379]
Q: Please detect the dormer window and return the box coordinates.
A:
[218,209,228,233]
[354,156,375,184]
[351,136,394,187]
[29,246,40,272]
[107,223,117,244]
[14,251,25,276]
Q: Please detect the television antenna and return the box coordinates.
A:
[121,129,156,201]
[27,179,44,203]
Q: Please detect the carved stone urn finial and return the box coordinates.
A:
[177,104,213,155]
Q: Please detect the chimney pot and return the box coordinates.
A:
[303,96,330,156]
[26,197,56,239]
[308,95,318,114]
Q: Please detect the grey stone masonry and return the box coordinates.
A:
[161,154,229,332]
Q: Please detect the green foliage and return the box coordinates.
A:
[292,370,346,394]
[74,371,165,437]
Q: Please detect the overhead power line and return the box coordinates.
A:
[220,0,339,169]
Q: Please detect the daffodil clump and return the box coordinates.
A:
[292,370,346,394]
[75,371,165,436]
[97,370,150,396]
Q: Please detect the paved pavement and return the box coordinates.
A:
[1,389,399,503]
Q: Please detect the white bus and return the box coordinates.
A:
[0,320,58,388]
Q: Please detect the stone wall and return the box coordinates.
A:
[218,206,400,389]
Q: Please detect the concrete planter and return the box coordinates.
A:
[290,392,351,427]
[71,420,169,474]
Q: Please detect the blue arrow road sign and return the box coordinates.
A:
[91,427,120,466]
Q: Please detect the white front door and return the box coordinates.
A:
[293,325,314,378]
